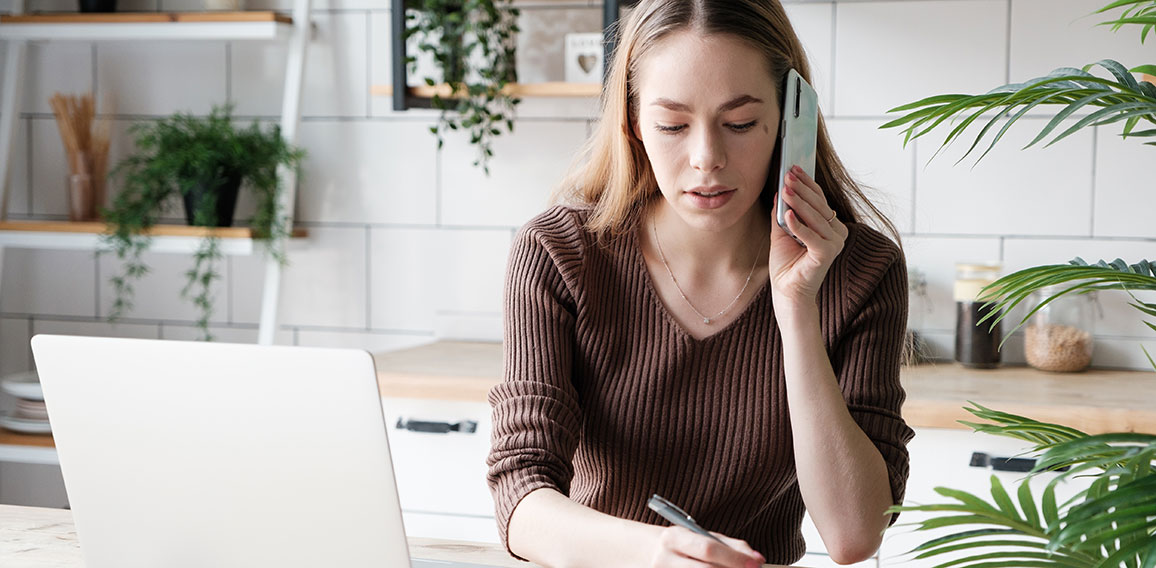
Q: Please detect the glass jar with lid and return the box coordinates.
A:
[1024,285,1096,372]
[954,262,1003,368]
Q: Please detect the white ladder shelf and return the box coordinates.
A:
[0,5,312,344]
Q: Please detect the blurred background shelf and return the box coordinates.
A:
[0,11,293,41]
[0,3,312,345]
[370,82,601,99]
[0,430,56,466]
[0,221,307,255]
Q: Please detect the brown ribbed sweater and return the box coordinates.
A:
[486,205,914,564]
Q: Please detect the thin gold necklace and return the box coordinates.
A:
[651,220,767,325]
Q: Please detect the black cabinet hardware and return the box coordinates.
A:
[395,417,478,434]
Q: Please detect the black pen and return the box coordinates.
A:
[647,494,732,548]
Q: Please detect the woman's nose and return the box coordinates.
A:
[689,127,725,172]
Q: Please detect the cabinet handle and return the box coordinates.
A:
[969,451,1068,473]
[395,417,478,435]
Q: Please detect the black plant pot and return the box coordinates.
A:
[78,0,116,12]
[182,174,242,228]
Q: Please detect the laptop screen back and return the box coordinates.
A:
[30,334,412,568]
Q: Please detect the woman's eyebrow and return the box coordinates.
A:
[649,95,764,113]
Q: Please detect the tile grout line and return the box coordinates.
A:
[828,1,837,117]
[91,43,98,104]
[1004,0,1012,85]
[1089,126,1097,238]
[910,138,918,233]
[26,317,33,370]
[226,42,233,104]
[365,224,372,331]
[435,140,443,227]
[366,9,373,119]
[227,255,234,325]
[93,251,101,319]
[24,117,31,215]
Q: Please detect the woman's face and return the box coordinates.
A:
[633,30,781,232]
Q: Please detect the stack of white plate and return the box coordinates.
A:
[0,371,51,435]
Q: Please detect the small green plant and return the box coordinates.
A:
[103,104,304,341]
[405,0,521,175]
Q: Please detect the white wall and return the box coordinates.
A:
[0,0,1152,376]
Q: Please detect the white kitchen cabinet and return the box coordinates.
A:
[878,427,1094,567]
[381,396,498,543]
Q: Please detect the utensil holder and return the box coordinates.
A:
[68,173,97,222]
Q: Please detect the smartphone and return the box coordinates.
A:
[775,69,820,243]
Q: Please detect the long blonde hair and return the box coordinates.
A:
[554,0,901,247]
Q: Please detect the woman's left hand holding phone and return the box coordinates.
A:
[769,165,848,305]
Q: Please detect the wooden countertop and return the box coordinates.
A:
[0,504,541,567]
[373,341,1156,435]
[0,505,789,567]
[6,341,1153,450]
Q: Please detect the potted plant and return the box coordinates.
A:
[404,0,521,175]
[103,104,305,341]
[879,1,1156,565]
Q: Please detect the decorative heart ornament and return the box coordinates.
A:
[565,33,604,83]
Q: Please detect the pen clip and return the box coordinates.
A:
[648,494,696,523]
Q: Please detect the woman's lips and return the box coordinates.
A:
[685,188,736,209]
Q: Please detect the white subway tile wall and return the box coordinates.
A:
[6,119,28,216]
[95,41,228,116]
[231,12,370,118]
[294,120,439,224]
[1010,0,1154,87]
[22,42,93,116]
[0,318,31,375]
[783,2,834,112]
[0,0,1152,371]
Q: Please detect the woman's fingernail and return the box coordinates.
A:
[791,165,801,174]
[747,559,761,568]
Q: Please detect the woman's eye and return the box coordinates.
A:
[729,120,758,132]
[655,124,686,134]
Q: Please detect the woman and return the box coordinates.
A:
[486,1,914,567]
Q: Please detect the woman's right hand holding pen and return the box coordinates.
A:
[649,526,766,568]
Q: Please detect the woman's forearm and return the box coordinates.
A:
[507,488,662,568]
[775,299,894,565]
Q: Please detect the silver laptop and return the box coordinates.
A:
[30,334,497,568]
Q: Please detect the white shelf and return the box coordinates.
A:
[0,12,293,42]
[0,443,58,465]
[0,221,307,255]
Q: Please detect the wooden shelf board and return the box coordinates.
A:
[371,81,601,99]
[0,430,54,449]
[0,11,292,24]
[0,220,305,239]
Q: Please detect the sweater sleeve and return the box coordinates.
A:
[486,209,585,556]
[829,227,916,525]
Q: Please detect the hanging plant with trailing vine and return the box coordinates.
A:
[405,0,521,175]
[103,105,304,341]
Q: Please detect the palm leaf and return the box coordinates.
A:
[882,61,1156,165]
[974,258,1156,348]
[1095,0,1156,42]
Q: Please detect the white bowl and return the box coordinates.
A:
[0,371,42,401]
